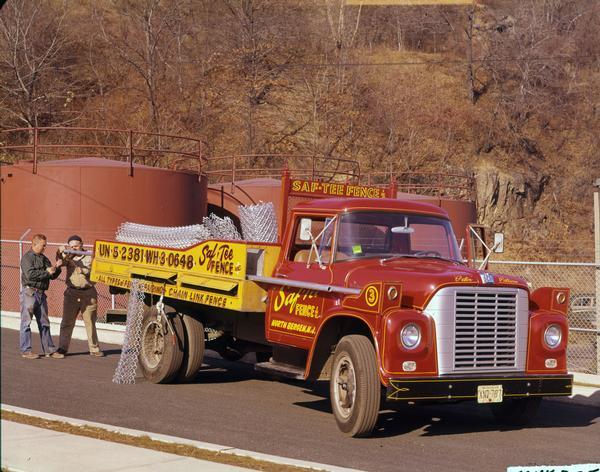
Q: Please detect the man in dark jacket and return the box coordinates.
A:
[20,234,64,359]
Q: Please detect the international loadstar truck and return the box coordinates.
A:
[91,173,572,437]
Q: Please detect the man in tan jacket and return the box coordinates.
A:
[57,235,104,357]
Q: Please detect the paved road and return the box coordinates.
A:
[2,328,599,472]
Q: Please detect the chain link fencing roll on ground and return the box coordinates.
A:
[239,202,279,243]
[202,214,241,240]
[115,222,211,248]
[112,279,146,384]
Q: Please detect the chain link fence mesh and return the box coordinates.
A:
[202,214,241,240]
[115,222,211,248]
[239,202,279,243]
[489,261,599,375]
[0,240,127,323]
[112,279,146,384]
[115,214,242,248]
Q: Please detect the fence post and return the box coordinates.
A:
[18,228,31,291]
[593,180,600,375]
[128,130,134,177]
[197,141,202,182]
[32,128,38,174]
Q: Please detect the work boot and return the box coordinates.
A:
[45,352,65,359]
[21,352,39,360]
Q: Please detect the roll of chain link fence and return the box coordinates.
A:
[239,202,279,243]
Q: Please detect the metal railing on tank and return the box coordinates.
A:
[364,171,476,201]
[0,127,206,179]
[205,154,361,186]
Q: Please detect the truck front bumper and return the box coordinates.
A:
[386,374,573,402]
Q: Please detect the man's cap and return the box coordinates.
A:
[67,235,83,243]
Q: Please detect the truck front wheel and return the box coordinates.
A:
[489,397,542,425]
[139,306,184,384]
[330,335,381,437]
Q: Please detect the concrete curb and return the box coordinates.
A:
[1,404,363,472]
[573,372,600,388]
[1,310,125,345]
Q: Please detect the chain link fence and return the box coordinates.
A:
[489,260,599,375]
[1,239,598,374]
[0,240,127,324]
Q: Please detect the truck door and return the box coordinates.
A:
[265,214,336,349]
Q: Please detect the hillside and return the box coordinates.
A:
[1,0,598,260]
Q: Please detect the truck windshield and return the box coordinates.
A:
[335,211,461,262]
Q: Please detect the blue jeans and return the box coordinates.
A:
[20,288,57,354]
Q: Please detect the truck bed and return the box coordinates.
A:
[91,239,281,312]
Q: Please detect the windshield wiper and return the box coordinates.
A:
[380,254,463,265]
[379,254,418,263]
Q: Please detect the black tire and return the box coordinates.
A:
[330,335,381,437]
[489,397,542,426]
[138,305,184,384]
[176,314,205,383]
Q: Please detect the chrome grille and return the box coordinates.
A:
[454,291,517,371]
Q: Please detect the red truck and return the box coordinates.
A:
[92,174,572,437]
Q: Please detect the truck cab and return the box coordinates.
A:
[258,197,571,436]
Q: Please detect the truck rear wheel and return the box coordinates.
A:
[176,314,205,383]
[489,397,542,425]
[330,335,381,437]
[139,306,184,384]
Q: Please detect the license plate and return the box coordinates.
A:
[477,385,503,403]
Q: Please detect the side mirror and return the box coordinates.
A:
[493,233,504,253]
[299,218,312,241]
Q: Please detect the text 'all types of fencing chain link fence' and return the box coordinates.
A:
[1,237,598,375]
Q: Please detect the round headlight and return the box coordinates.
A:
[544,324,562,348]
[400,323,421,350]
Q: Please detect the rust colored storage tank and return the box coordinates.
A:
[392,192,477,242]
[0,157,208,243]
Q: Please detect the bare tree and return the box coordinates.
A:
[477,0,584,155]
[94,0,196,147]
[323,0,362,88]
[222,0,299,154]
[0,0,84,130]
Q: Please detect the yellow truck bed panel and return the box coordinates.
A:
[91,240,280,312]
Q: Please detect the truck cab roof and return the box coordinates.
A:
[293,197,450,218]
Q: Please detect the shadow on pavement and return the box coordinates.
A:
[293,381,600,439]
[179,356,266,385]
[64,348,122,357]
